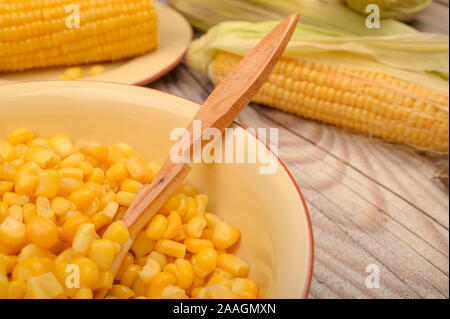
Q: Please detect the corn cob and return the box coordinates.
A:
[211,52,449,153]
[0,0,158,73]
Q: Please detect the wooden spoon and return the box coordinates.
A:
[99,13,299,298]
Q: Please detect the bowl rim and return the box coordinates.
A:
[0,80,314,298]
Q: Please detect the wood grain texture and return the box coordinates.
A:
[152,0,449,298]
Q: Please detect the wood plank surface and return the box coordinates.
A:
[152,0,449,298]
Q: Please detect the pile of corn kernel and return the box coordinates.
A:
[0,128,258,299]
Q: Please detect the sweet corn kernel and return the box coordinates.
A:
[88,239,116,270]
[73,287,93,299]
[17,244,55,263]
[36,196,55,220]
[87,167,105,184]
[160,195,181,216]
[116,253,134,280]
[103,221,129,245]
[207,275,232,289]
[139,258,161,284]
[204,212,221,228]
[186,216,207,238]
[24,146,55,168]
[38,272,64,298]
[0,202,7,223]
[110,284,136,299]
[60,153,84,168]
[131,232,155,257]
[174,258,194,289]
[58,177,84,197]
[163,263,177,277]
[192,248,217,278]
[7,279,26,299]
[24,276,50,299]
[120,264,141,288]
[121,178,143,194]
[182,197,197,223]
[103,201,119,219]
[62,215,91,243]
[95,270,114,290]
[9,205,23,223]
[0,217,26,247]
[164,211,182,239]
[126,155,151,184]
[14,171,38,196]
[36,170,60,198]
[161,285,188,299]
[191,287,206,299]
[3,192,29,206]
[22,204,37,224]
[0,254,16,274]
[75,140,108,161]
[8,128,34,146]
[194,194,208,216]
[205,284,236,299]
[218,254,249,278]
[212,221,240,249]
[147,272,176,298]
[58,167,83,181]
[72,223,96,256]
[50,197,72,216]
[100,191,116,209]
[48,134,73,158]
[184,238,214,254]
[0,182,14,197]
[91,211,112,231]
[106,161,129,181]
[70,188,96,211]
[231,278,258,298]
[148,251,167,268]
[116,191,136,207]
[0,141,17,162]
[132,277,150,297]
[72,257,100,289]
[155,239,186,259]
[27,215,58,249]
[146,214,168,240]
[54,248,74,264]
[213,267,235,280]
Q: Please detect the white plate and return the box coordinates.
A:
[0,2,192,86]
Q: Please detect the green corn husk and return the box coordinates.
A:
[344,0,432,22]
[168,0,417,36]
[188,21,449,89]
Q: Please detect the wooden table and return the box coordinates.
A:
[152,0,449,298]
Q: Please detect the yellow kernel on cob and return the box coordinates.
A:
[0,1,158,74]
[211,52,449,153]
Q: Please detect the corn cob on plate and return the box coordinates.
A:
[0,1,192,86]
